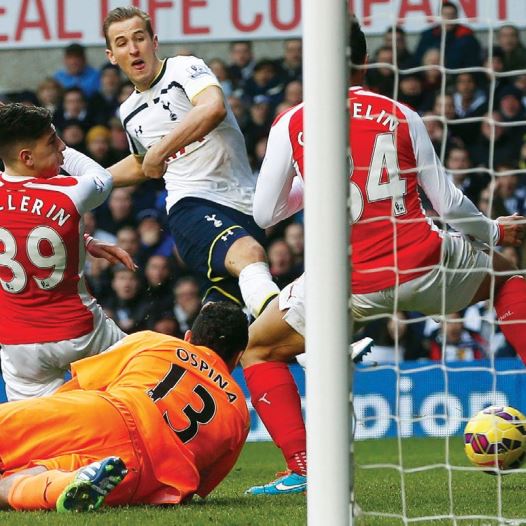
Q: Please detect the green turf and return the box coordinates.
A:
[1,438,525,525]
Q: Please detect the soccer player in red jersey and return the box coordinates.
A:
[243,19,526,495]
[0,103,139,400]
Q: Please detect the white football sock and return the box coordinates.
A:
[238,262,280,317]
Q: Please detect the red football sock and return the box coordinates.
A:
[244,362,307,476]
[495,276,526,364]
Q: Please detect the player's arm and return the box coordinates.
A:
[253,117,304,228]
[108,154,150,187]
[142,85,226,179]
[402,106,523,246]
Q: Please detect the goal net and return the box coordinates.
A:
[352,8,526,525]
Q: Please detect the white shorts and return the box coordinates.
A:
[0,304,126,401]
[279,233,491,333]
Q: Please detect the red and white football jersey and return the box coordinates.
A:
[255,87,498,295]
[0,168,112,345]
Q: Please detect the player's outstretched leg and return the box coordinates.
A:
[296,337,374,369]
[245,470,307,496]
[56,456,127,512]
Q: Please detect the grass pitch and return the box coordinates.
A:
[1,438,525,525]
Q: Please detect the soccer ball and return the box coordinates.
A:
[464,405,526,472]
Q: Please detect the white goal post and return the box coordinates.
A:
[303,1,351,524]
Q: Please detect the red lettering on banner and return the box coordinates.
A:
[232,0,262,32]
[0,6,7,42]
[57,0,82,39]
[399,0,433,21]
[183,0,210,34]
[15,0,51,41]
[270,0,301,31]
[148,0,173,31]
[457,0,477,18]
[498,0,507,19]
[362,0,389,26]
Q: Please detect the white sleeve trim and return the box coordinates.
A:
[399,104,499,245]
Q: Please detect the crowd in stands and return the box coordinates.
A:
[2,3,526,362]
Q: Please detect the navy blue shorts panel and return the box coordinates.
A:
[167,197,266,303]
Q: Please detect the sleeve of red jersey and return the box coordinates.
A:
[253,114,304,228]
[400,105,499,245]
[61,148,113,213]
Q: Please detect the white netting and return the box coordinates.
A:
[352,10,526,526]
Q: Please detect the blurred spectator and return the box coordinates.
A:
[228,41,255,91]
[54,87,92,132]
[135,208,174,268]
[482,47,509,103]
[116,226,141,263]
[282,80,303,108]
[153,315,181,337]
[423,113,462,156]
[245,95,272,158]
[36,78,62,115]
[445,146,485,202]
[492,167,526,217]
[96,187,136,235]
[497,24,526,72]
[243,59,284,107]
[469,112,521,169]
[84,211,116,244]
[398,73,425,111]
[275,39,302,85]
[173,276,202,332]
[365,45,395,97]
[420,48,442,110]
[497,85,526,144]
[53,43,100,97]
[227,95,250,131]
[61,121,86,152]
[451,72,487,145]
[88,63,122,124]
[513,74,526,107]
[103,267,148,332]
[143,255,175,319]
[362,313,407,363]
[284,222,304,270]
[209,58,234,97]
[384,26,414,70]
[251,137,268,174]
[108,117,130,159]
[429,312,487,361]
[85,125,122,167]
[267,238,302,289]
[414,1,482,70]
[117,81,135,106]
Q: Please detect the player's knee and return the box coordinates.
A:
[229,237,267,266]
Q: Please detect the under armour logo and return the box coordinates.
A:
[221,230,234,242]
[205,214,223,228]
[134,125,143,137]
[258,393,271,405]
[162,101,177,121]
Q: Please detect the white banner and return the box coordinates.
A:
[0,0,525,49]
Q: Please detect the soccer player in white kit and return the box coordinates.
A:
[103,7,279,317]
[242,20,526,495]
[0,104,138,400]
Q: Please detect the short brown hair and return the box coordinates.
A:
[103,7,154,48]
[0,103,52,161]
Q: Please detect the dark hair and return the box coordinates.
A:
[229,40,252,50]
[190,302,249,364]
[349,19,367,69]
[441,1,458,15]
[65,43,85,57]
[0,103,52,160]
[103,7,154,48]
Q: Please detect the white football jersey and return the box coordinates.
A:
[120,56,256,215]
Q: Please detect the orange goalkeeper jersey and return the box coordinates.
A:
[63,331,249,503]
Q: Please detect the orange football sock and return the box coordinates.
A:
[8,469,75,510]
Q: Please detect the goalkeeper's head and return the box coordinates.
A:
[349,17,367,85]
